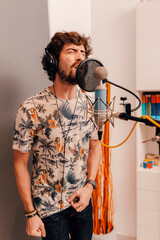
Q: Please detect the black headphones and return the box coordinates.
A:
[43,42,58,81]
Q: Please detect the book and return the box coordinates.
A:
[141,92,160,119]
[148,94,151,116]
[151,94,156,119]
[142,94,146,116]
[145,94,148,116]
[156,94,160,120]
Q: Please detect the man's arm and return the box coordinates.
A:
[68,139,100,212]
[87,139,101,181]
[13,150,46,237]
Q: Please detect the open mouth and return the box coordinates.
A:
[72,63,80,69]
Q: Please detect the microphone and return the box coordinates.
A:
[93,67,108,136]
[76,59,112,140]
[76,59,159,143]
[93,66,121,127]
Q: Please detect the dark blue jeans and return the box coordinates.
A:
[42,200,93,240]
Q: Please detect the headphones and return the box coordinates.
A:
[43,42,58,81]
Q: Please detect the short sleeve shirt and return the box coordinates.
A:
[13,87,98,218]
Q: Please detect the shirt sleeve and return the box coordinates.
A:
[12,104,35,153]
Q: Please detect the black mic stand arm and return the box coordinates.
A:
[117,109,160,155]
[119,112,160,127]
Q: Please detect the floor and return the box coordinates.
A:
[92,233,136,240]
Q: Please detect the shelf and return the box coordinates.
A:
[136,1,160,239]
[137,166,160,174]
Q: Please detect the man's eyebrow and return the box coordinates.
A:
[66,47,85,53]
[66,47,76,51]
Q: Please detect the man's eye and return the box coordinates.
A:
[68,49,75,54]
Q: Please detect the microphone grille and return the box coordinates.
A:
[94,67,108,81]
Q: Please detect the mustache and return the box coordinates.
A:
[71,62,81,68]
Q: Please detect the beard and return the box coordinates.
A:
[57,64,77,85]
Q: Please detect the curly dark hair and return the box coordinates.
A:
[41,31,92,81]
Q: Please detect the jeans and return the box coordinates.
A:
[42,199,93,240]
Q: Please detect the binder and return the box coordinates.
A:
[142,94,146,116]
[151,94,156,119]
[148,94,151,116]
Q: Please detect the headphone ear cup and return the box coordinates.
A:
[44,48,58,74]
[50,54,58,74]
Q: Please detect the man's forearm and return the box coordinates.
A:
[14,162,34,211]
[13,150,34,212]
[87,139,100,180]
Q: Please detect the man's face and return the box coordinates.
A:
[57,43,86,85]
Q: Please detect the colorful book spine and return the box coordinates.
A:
[142,94,146,116]
[155,94,160,120]
[142,92,160,119]
[148,94,151,116]
[151,94,156,118]
[145,94,148,116]
[155,94,158,119]
[158,95,160,120]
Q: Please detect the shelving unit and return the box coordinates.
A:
[136,1,160,240]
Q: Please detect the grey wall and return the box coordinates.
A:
[0,1,49,239]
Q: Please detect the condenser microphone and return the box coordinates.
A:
[76,58,154,141]
[93,67,108,135]
[76,59,110,140]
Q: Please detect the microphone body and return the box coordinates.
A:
[94,83,107,129]
[93,66,108,130]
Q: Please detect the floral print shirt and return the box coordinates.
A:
[13,87,97,218]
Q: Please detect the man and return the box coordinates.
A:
[13,31,100,240]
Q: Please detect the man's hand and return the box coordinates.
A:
[26,214,46,237]
[67,184,93,212]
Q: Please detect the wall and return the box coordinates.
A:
[91,0,137,237]
[0,1,49,239]
[47,0,91,37]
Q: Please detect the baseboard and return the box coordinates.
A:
[116,233,136,240]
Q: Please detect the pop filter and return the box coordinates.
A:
[76,58,104,92]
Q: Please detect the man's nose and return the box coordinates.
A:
[75,51,85,61]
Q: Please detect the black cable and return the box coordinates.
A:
[103,78,141,112]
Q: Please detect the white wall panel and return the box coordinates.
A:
[47,0,91,38]
[137,208,160,229]
[136,0,160,91]
[137,226,160,240]
[137,189,160,211]
[137,170,160,192]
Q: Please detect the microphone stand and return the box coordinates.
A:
[118,104,160,154]
[119,112,160,127]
